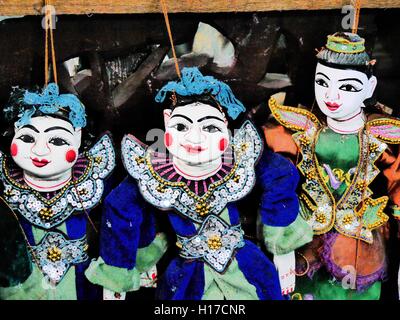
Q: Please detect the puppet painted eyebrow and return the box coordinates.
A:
[197,116,224,123]
[170,114,193,123]
[316,72,330,80]
[338,78,364,85]
[44,126,74,135]
[20,124,39,133]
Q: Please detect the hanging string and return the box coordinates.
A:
[44,0,58,85]
[352,0,362,34]
[160,0,181,79]
[44,0,49,86]
[43,1,99,236]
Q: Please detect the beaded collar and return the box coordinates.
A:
[122,120,263,223]
[269,97,400,243]
[149,150,234,197]
[0,133,115,229]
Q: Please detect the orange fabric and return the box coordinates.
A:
[364,114,400,207]
[330,229,386,276]
[379,145,400,206]
[262,123,298,160]
[296,228,388,278]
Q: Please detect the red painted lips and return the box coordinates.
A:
[181,144,206,154]
[31,157,50,167]
[325,101,342,111]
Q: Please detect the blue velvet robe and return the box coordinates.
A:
[98,149,300,300]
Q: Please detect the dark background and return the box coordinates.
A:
[0,8,399,300]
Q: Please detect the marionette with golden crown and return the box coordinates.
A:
[266,32,400,300]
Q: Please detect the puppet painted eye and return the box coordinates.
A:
[315,78,328,87]
[339,84,362,92]
[203,125,222,133]
[17,134,35,143]
[174,123,189,132]
[49,137,71,146]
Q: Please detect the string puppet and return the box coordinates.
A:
[0,83,115,299]
[86,67,311,299]
[266,32,400,300]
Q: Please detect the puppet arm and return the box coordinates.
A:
[256,149,313,296]
[85,177,168,300]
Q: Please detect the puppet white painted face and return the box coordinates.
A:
[163,102,230,165]
[11,116,82,179]
[314,63,377,120]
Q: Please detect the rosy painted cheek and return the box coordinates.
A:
[164,132,173,147]
[218,138,228,152]
[10,143,18,157]
[65,149,77,163]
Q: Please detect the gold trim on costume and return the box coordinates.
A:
[268,97,321,132]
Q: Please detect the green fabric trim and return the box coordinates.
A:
[32,223,68,244]
[326,35,365,54]
[316,128,359,174]
[295,269,381,300]
[315,128,359,200]
[0,263,77,300]
[85,233,169,292]
[136,233,169,272]
[262,214,313,255]
[202,259,258,300]
[392,206,400,220]
[85,257,141,293]
[299,199,313,221]
[362,199,388,227]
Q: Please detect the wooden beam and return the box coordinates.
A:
[0,0,399,16]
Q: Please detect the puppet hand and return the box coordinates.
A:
[103,288,126,300]
[273,251,296,296]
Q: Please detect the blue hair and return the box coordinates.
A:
[12,83,87,128]
[155,67,245,120]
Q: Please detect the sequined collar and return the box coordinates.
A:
[122,120,263,223]
[149,150,234,197]
[4,155,91,201]
[0,133,116,229]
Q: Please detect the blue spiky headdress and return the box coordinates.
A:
[4,83,87,129]
[155,67,245,120]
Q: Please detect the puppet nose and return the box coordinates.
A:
[325,86,340,100]
[185,126,203,144]
[31,138,50,156]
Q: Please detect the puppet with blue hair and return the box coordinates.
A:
[0,83,115,300]
[86,67,312,300]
